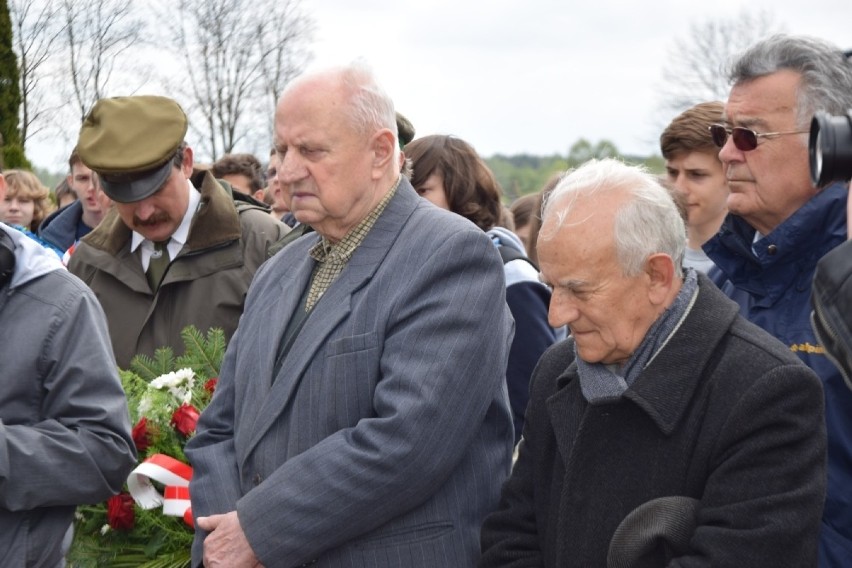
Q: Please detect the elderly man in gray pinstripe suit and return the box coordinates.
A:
[186,62,515,568]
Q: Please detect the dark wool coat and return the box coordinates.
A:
[480,274,827,568]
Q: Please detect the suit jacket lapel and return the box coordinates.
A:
[235,249,314,457]
[242,180,421,457]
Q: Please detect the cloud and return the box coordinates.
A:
[26,0,852,169]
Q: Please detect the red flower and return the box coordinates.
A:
[131,418,152,453]
[204,378,218,394]
[183,507,194,528]
[107,493,135,531]
[171,403,200,436]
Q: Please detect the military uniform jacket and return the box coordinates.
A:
[68,171,289,368]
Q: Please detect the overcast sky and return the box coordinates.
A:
[301,0,849,158]
[26,0,850,170]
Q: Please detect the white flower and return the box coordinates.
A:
[138,395,153,416]
[150,368,196,404]
[151,368,195,390]
[100,524,111,535]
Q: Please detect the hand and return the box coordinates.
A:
[197,511,263,567]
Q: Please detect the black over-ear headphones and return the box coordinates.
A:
[0,230,16,289]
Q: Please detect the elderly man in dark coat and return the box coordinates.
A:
[479,158,827,567]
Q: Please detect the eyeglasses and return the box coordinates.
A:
[709,124,809,152]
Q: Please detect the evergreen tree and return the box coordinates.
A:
[0,0,29,169]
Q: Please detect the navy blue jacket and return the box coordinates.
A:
[488,227,563,443]
[704,183,852,566]
[38,200,89,253]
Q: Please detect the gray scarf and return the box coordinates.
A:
[576,269,698,404]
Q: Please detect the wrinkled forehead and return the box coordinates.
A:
[537,218,619,287]
[276,84,357,143]
[279,72,348,117]
[723,71,802,126]
[541,190,621,237]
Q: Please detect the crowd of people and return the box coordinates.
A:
[1,32,851,567]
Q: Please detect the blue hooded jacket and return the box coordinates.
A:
[704,182,852,566]
[38,200,88,253]
[487,227,564,443]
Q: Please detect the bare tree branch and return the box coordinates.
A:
[9,0,63,148]
[159,0,312,161]
[654,9,785,124]
[60,0,146,122]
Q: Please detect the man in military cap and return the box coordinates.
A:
[68,95,289,368]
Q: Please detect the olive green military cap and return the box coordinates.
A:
[396,111,415,149]
[77,95,189,203]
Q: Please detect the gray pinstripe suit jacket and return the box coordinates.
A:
[187,180,515,567]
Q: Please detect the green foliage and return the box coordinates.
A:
[127,348,178,383]
[639,154,666,175]
[566,138,620,166]
[486,140,666,203]
[0,0,27,169]
[69,325,226,568]
[129,327,226,383]
[70,505,192,568]
[175,326,226,380]
[486,153,568,201]
[33,166,65,193]
[2,141,30,169]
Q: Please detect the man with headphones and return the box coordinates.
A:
[0,171,137,566]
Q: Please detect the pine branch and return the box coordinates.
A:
[130,347,176,382]
[175,326,225,379]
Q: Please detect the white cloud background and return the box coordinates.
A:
[25,0,850,169]
[304,0,850,157]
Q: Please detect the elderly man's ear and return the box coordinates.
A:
[370,128,398,178]
[645,253,679,306]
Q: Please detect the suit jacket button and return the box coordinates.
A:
[253,473,262,486]
[767,244,778,255]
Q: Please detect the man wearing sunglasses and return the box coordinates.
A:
[703,34,852,567]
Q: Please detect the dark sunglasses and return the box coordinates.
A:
[709,124,809,151]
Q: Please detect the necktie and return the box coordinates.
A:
[146,240,171,291]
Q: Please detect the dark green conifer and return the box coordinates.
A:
[0,0,30,169]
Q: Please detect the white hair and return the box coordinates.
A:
[283,60,398,145]
[541,158,686,276]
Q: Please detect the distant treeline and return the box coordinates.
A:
[34,139,664,205]
[486,139,664,202]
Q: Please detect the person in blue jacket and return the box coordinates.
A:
[39,148,111,254]
[703,34,852,566]
[406,134,563,444]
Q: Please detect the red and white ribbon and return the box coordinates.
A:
[127,454,193,524]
